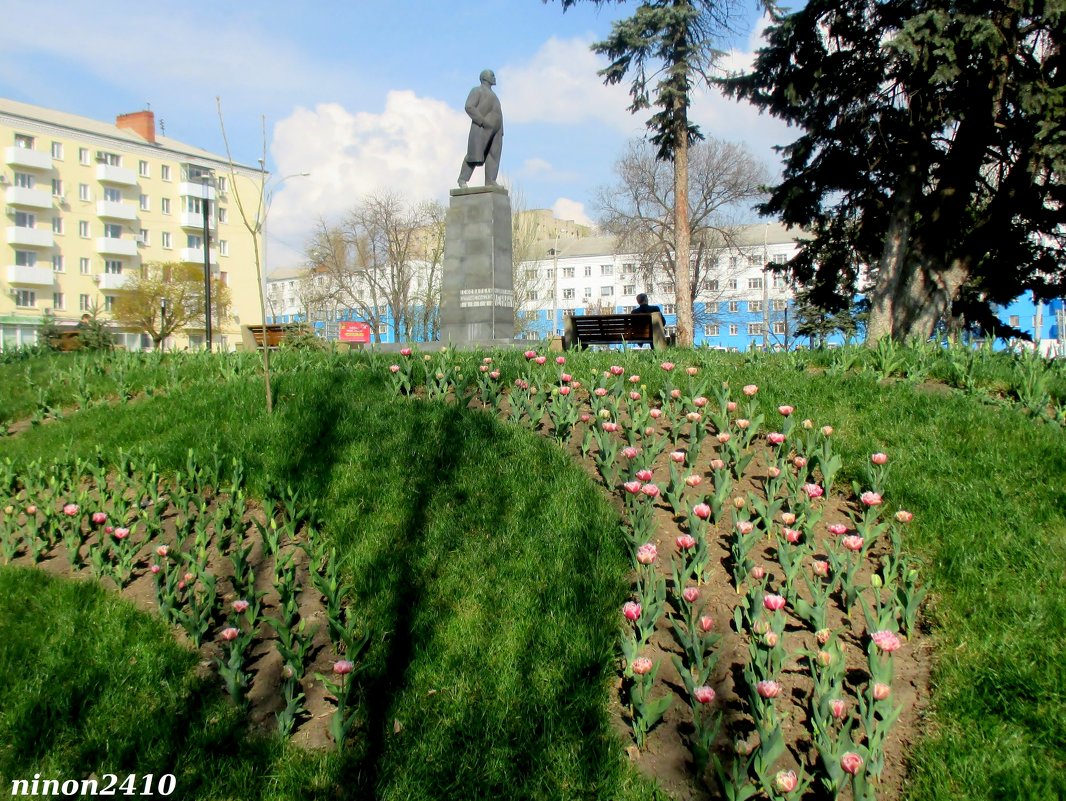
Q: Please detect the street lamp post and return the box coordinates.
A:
[201,174,213,350]
[259,165,310,320]
[159,297,167,351]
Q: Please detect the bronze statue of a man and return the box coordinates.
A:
[458,69,503,188]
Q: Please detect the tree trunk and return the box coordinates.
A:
[673,115,693,348]
[865,167,919,344]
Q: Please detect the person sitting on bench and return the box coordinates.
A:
[632,293,663,321]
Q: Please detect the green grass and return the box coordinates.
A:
[1,346,1064,800]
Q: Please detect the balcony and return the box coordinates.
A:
[96,163,138,186]
[6,227,53,248]
[180,211,214,230]
[178,181,217,201]
[180,247,218,265]
[96,237,138,256]
[5,186,54,209]
[4,146,52,170]
[96,200,138,221]
[95,272,131,291]
[6,264,55,287]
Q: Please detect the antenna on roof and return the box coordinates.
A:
[159,119,165,135]
[146,101,151,110]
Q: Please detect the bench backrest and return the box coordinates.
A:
[564,312,667,349]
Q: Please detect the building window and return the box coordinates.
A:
[704,324,719,337]
[661,304,675,315]
[79,294,91,311]
[138,160,150,177]
[14,134,34,149]
[51,178,63,196]
[729,324,739,336]
[562,288,575,300]
[600,286,614,296]
[773,299,788,311]
[79,148,90,165]
[104,187,122,203]
[51,142,64,159]
[139,194,150,211]
[105,260,123,275]
[601,264,614,275]
[727,278,738,290]
[772,274,787,289]
[748,322,766,336]
[187,234,203,249]
[524,269,537,279]
[583,265,592,277]
[104,223,123,239]
[52,217,63,235]
[161,197,171,214]
[772,253,788,265]
[162,231,172,249]
[14,172,34,189]
[622,262,635,272]
[729,256,740,269]
[14,290,36,308]
[562,267,574,278]
[217,176,228,192]
[749,300,763,313]
[79,258,90,274]
[728,300,740,312]
[703,279,719,291]
[78,183,90,202]
[773,321,787,335]
[621,284,634,296]
[139,229,149,245]
[161,165,172,181]
[748,277,764,290]
[748,255,762,268]
[52,292,65,310]
[97,151,120,166]
[583,286,593,298]
[1009,315,1020,327]
[529,291,538,301]
[14,211,35,228]
[14,251,37,267]
[78,221,90,238]
[52,255,64,272]
[377,323,388,336]
[218,207,228,224]
[218,240,229,256]
[104,295,115,312]
[183,196,206,215]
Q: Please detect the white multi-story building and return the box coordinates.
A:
[0,97,266,350]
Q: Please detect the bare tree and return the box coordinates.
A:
[113,261,231,349]
[307,220,388,343]
[509,187,553,338]
[597,138,769,332]
[410,200,445,341]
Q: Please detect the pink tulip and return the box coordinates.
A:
[816,628,832,645]
[686,366,698,376]
[156,545,169,557]
[873,682,892,701]
[113,527,129,540]
[594,387,608,397]
[660,362,675,372]
[686,412,702,423]
[774,770,798,794]
[400,347,413,357]
[560,373,571,383]
[220,627,239,642]
[621,446,639,459]
[871,452,888,465]
[751,565,766,581]
[649,408,662,419]
[716,432,731,444]
[803,483,824,499]
[778,405,794,417]
[768,466,782,478]
[479,365,489,373]
[103,526,113,535]
[233,599,250,614]
[644,426,655,436]
[813,560,830,577]
[636,543,658,565]
[149,564,161,575]
[726,400,737,412]
[764,630,779,647]
[91,512,107,525]
[685,474,703,488]
[682,586,700,604]
[821,425,833,436]
[861,491,883,507]
[524,350,536,359]
[623,481,643,495]
[827,523,848,535]
[602,422,620,433]
[693,396,708,408]
[767,432,786,445]
[610,365,624,376]
[784,528,802,544]
[626,391,639,401]
[623,601,642,621]
[763,593,786,611]
[841,751,863,776]
[489,370,500,379]
[670,388,682,399]
[780,512,796,525]
[736,521,754,535]
[895,509,914,523]
[483,357,493,364]
[631,657,653,675]
[579,413,591,423]
[842,535,865,552]
[817,649,833,666]
[183,572,195,584]
[698,615,714,633]
[669,450,686,463]
[641,483,660,498]
[25,505,37,515]
[635,469,653,482]
[693,503,711,520]
[676,534,696,550]
[389,364,401,373]
[63,503,79,516]
[693,686,716,704]
[559,386,572,396]
[756,680,781,699]
[333,659,355,675]
[556,356,566,365]
[735,418,750,432]
[793,456,807,469]
[742,384,758,396]
[710,459,726,471]
[534,356,547,365]
[871,630,902,653]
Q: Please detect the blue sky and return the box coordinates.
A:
[0,1,792,271]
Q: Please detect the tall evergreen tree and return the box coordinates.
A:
[550,0,761,346]
[722,0,1065,342]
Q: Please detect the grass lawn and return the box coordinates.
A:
[0,346,1063,800]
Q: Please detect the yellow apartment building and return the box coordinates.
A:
[0,97,266,350]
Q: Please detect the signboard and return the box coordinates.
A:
[459,287,515,309]
[338,321,372,343]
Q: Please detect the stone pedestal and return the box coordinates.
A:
[439,185,514,345]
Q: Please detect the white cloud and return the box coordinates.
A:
[500,37,639,132]
[265,92,469,269]
[551,198,594,228]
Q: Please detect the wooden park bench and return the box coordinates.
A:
[242,324,291,350]
[563,312,668,350]
[48,330,84,352]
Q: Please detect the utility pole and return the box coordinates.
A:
[201,173,212,350]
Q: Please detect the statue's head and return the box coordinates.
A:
[479,69,497,86]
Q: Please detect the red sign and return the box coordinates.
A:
[339,321,372,343]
